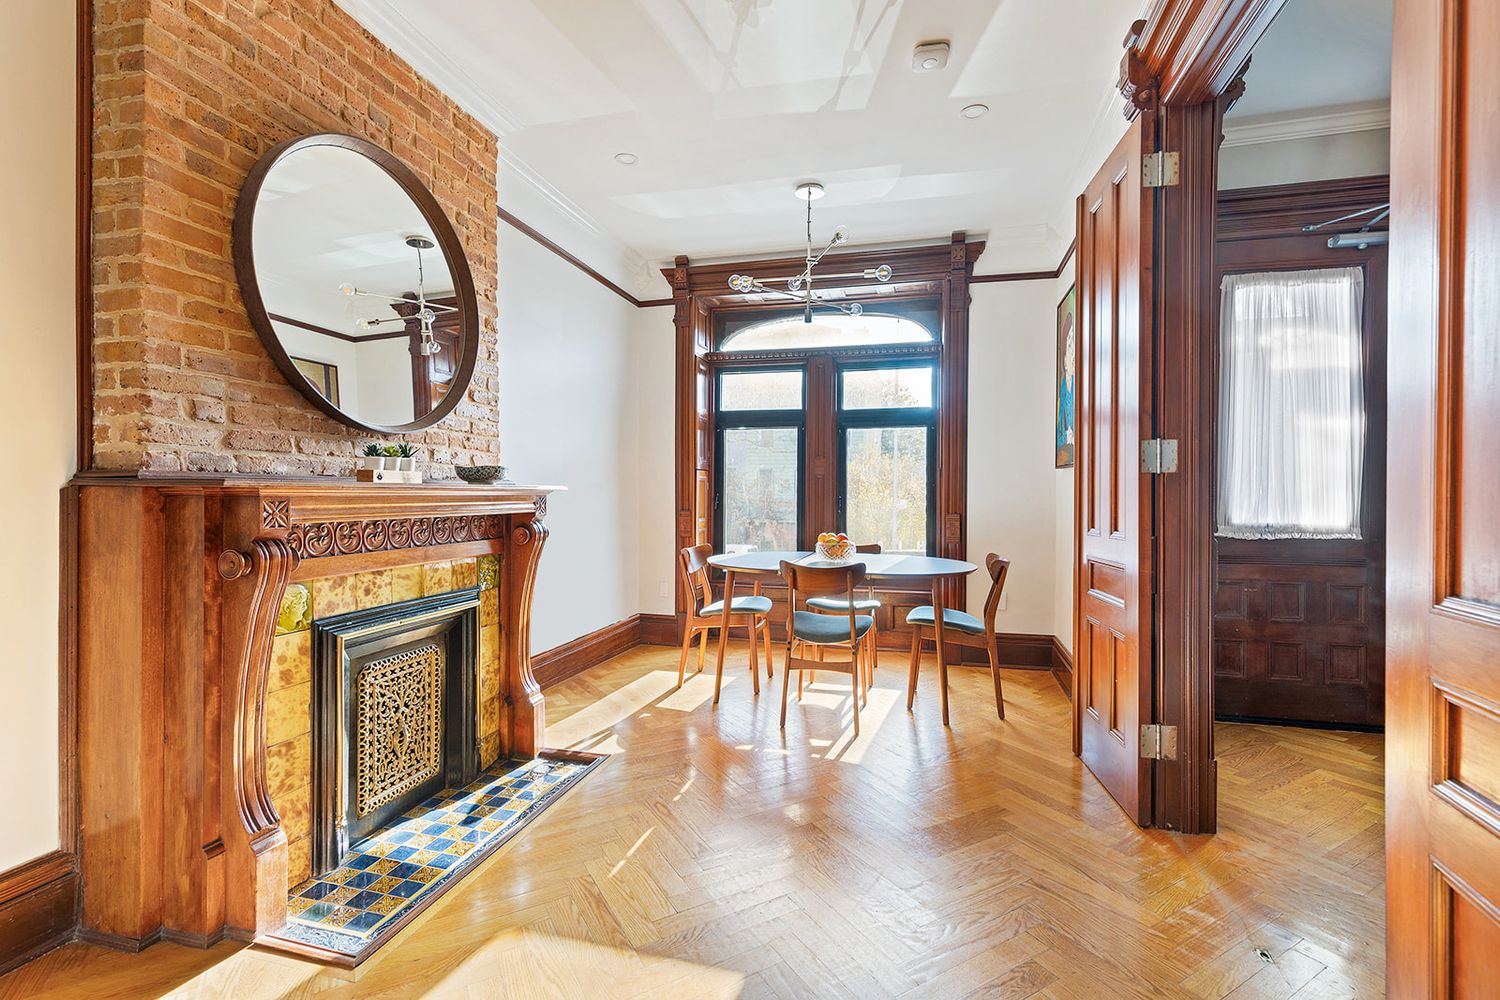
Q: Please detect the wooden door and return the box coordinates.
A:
[1212,193,1389,728]
[1074,118,1153,824]
[1387,0,1500,994]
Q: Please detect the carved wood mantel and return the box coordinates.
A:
[70,474,561,949]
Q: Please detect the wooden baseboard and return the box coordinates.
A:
[74,925,161,953]
[638,613,678,645]
[533,616,644,689]
[0,851,78,975]
[1050,638,1073,697]
[952,632,1057,669]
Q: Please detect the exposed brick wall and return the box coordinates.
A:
[91,0,500,475]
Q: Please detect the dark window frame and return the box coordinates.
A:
[835,360,939,555]
[712,365,807,555]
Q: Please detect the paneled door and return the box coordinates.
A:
[1074,118,1154,825]
[1386,0,1500,993]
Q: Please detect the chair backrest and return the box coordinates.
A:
[780,560,868,644]
[855,543,882,554]
[678,544,714,615]
[981,554,1011,638]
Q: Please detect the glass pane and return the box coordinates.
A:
[1216,267,1365,539]
[844,427,929,555]
[721,313,934,352]
[841,366,934,409]
[719,370,803,411]
[722,427,799,553]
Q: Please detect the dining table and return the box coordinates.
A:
[705,550,979,705]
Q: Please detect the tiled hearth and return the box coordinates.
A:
[269,554,504,890]
[269,754,602,961]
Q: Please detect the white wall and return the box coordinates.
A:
[633,305,677,617]
[967,280,1070,642]
[497,219,643,653]
[1219,128,1390,189]
[1052,260,1077,652]
[0,0,75,870]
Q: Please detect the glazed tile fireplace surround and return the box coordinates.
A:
[71,476,559,955]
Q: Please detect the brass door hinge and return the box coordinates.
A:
[1143,151,1180,188]
[1140,724,1179,760]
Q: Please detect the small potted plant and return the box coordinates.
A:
[395,443,417,472]
[362,443,386,472]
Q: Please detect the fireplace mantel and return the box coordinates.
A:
[69,474,563,951]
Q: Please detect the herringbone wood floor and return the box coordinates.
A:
[1,643,1385,999]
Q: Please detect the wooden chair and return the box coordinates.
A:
[805,543,882,688]
[905,554,1010,724]
[778,560,876,737]
[675,544,773,701]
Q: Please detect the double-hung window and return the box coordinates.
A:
[838,364,937,554]
[715,369,805,553]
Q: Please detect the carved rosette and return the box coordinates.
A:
[282,514,506,559]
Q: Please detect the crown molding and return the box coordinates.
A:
[1221,102,1391,148]
[333,0,656,298]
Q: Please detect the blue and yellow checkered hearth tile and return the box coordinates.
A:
[275,754,601,957]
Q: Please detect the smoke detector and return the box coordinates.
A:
[913,41,951,72]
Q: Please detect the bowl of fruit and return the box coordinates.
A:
[815,532,855,562]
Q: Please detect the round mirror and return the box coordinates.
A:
[233,134,479,433]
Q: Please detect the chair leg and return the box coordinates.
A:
[939,642,951,727]
[850,663,861,737]
[860,639,869,707]
[798,665,804,701]
[780,653,792,729]
[907,627,921,710]
[676,625,695,689]
[764,621,774,678]
[696,630,707,673]
[987,635,1006,719]
[748,620,760,695]
[870,619,879,678]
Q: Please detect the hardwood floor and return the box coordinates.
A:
[0,644,1385,999]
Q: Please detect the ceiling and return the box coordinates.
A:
[1228,0,1392,121]
[253,144,456,338]
[336,0,1143,278]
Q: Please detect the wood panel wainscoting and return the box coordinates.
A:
[68,475,559,954]
[1213,176,1389,729]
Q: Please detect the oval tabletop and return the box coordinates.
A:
[708,550,977,578]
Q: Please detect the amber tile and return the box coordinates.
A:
[481,732,500,770]
[480,622,500,684]
[265,681,311,747]
[354,569,394,610]
[453,558,478,589]
[276,583,313,635]
[390,565,424,602]
[287,837,311,891]
[477,554,499,591]
[280,781,312,844]
[266,733,310,803]
[422,561,454,596]
[269,629,312,693]
[481,588,499,629]
[313,574,358,619]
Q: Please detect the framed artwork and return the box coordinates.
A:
[292,356,341,407]
[1055,285,1076,468]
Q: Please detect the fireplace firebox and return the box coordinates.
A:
[310,589,482,877]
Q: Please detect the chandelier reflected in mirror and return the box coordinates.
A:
[338,234,457,357]
[728,182,893,323]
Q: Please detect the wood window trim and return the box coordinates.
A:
[668,234,984,626]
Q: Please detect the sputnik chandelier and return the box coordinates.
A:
[338,235,456,356]
[728,182,893,323]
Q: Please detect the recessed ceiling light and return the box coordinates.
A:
[961,103,989,119]
[613,152,639,166]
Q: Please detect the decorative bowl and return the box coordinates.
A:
[816,538,855,562]
[455,465,507,484]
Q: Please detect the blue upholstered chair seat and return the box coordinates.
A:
[792,610,873,644]
[806,595,881,612]
[905,606,985,635]
[700,595,773,616]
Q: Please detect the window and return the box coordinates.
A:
[715,369,804,554]
[1217,267,1366,539]
[839,364,936,554]
[720,312,935,353]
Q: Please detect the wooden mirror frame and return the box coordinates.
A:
[232,132,480,434]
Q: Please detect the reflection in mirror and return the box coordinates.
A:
[244,140,471,430]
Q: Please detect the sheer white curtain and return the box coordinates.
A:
[1217,266,1366,539]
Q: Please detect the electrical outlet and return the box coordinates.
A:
[659,579,671,598]
[999,595,1007,611]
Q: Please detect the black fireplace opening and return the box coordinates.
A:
[310,588,482,877]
